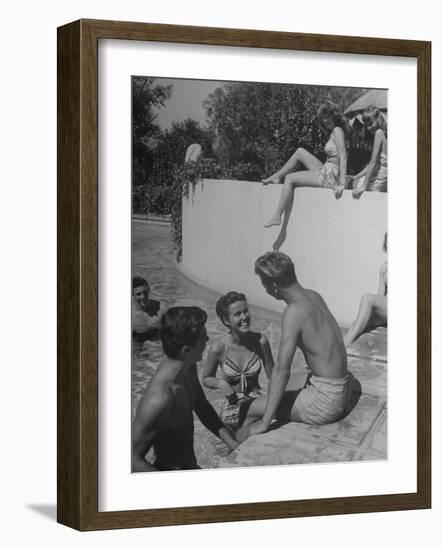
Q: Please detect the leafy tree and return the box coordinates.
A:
[204,82,369,176]
[139,118,214,215]
[132,77,172,212]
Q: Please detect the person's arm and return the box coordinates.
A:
[132,308,151,335]
[193,366,238,451]
[353,165,368,181]
[249,306,302,435]
[333,127,347,197]
[259,333,275,380]
[131,389,170,472]
[202,341,235,398]
[353,129,384,198]
[144,300,167,332]
[378,262,387,296]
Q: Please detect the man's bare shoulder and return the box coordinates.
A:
[282,301,310,326]
[137,373,173,420]
[303,288,328,309]
[157,300,169,316]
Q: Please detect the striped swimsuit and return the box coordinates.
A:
[218,346,263,429]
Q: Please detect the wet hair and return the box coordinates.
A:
[317,100,348,134]
[362,105,388,137]
[254,251,297,289]
[383,232,388,253]
[132,276,149,293]
[215,291,247,328]
[160,306,208,359]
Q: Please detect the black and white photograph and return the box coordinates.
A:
[1,0,437,542]
[131,77,388,472]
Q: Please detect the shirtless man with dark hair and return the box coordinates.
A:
[240,251,350,438]
[132,277,167,343]
[132,306,237,471]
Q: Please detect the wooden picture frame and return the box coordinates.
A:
[57,19,431,531]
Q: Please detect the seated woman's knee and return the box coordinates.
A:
[361,293,375,308]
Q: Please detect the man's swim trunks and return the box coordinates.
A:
[290,372,352,425]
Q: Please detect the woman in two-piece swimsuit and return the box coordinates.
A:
[202,291,274,430]
[352,105,388,198]
[262,100,348,229]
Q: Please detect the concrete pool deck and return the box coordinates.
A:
[132,220,387,469]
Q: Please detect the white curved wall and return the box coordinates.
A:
[182,179,387,326]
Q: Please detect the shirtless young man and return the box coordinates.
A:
[132,306,238,471]
[240,251,350,438]
[132,276,167,343]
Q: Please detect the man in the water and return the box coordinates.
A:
[132,276,167,343]
[132,306,238,471]
[241,251,350,438]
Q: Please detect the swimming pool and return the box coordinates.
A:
[131,219,387,468]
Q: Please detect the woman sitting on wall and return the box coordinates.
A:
[351,105,388,198]
[262,100,348,228]
[202,291,274,431]
[344,232,388,348]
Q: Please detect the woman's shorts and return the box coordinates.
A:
[318,161,340,189]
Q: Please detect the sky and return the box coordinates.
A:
[153,78,223,130]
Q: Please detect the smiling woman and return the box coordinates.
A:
[202,291,275,430]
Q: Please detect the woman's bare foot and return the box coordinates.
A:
[262,174,281,185]
[264,214,282,228]
[333,184,345,199]
[352,186,365,199]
